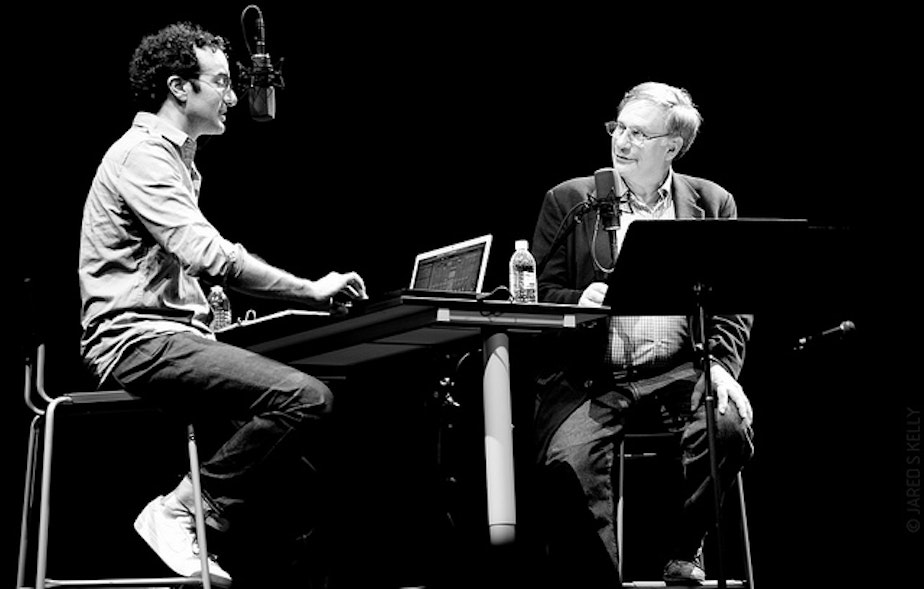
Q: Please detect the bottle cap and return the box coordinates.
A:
[515,239,529,250]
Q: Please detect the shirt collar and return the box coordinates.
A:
[132,112,197,166]
[622,168,673,213]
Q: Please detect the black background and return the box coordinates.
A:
[9,3,918,587]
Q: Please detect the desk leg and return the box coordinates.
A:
[482,330,516,545]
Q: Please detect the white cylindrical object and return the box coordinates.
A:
[482,331,516,545]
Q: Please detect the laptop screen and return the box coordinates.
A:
[409,234,492,293]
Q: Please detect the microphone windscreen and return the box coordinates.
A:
[594,167,622,230]
[594,167,617,202]
[248,86,276,122]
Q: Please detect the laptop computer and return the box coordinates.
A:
[406,233,493,297]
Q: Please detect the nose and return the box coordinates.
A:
[612,130,632,152]
[612,127,632,149]
[224,88,238,107]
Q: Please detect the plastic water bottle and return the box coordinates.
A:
[509,239,538,303]
[207,285,233,330]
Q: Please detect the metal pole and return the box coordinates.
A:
[694,283,725,589]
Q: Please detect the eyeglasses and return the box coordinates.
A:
[195,74,236,97]
[604,120,670,146]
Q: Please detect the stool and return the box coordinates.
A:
[17,343,223,589]
[616,432,754,588]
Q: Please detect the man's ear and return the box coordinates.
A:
[167,75,188,102]
[665,136,684,161]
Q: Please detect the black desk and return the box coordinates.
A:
[218,295,608,545]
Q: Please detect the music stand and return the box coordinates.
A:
[602,218,810,588]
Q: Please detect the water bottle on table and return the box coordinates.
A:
[508,239,538,303]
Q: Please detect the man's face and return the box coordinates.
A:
[611,100,676,186]
[185,46,237,137]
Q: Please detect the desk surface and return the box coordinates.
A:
[217,295,608,370]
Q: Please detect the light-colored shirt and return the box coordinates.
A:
[79,112,245,382]
[605,169,689,371]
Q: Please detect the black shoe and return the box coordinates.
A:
[663,551,705,585]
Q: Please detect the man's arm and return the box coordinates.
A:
[229,249,366,305]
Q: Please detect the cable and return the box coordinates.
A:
[590,211,616,275]
[239,4,264,57]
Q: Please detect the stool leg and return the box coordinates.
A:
[35,397,70,589]
[736,472,755,588]
[187,424,212,589]
[616,438,625,583]
[17,414,41,589]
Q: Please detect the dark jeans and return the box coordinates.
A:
[111,331,333,543]
[540,361,754,580]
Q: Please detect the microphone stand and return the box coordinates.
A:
[691,282,727,589]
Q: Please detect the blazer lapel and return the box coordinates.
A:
[672,174,705,219]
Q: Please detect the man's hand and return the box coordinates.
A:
[579,282,608,307]
[691,361,753,427]
[314,271,368,303]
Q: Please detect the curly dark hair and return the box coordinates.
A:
[128,22,230,112]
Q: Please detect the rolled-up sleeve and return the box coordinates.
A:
[118,141,241,280]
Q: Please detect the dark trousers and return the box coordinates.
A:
[539,361,754,581]
[112,331,334,583]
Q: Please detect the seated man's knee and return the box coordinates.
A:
[716,406,753,460]
[287,373,334,416]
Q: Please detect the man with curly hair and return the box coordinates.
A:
[78,21,366,586]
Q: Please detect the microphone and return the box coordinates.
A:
[240,5,284,121]
[794,320,856,351]
[594,167,622,231]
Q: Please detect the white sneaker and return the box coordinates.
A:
[133,492,232,584]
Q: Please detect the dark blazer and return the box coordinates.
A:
[528,171,753,459]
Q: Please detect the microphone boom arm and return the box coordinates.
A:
[536,197,602,277]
